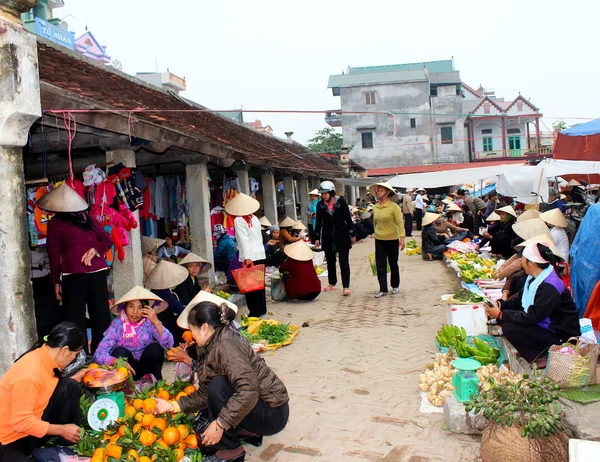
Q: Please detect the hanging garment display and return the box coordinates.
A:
[107,162,146,211]
[90,201,138,247]
[27,185,52,246]
[249,177,260,198]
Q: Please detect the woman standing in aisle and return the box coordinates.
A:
[314,181,355,296]
[226,193,268,317]
[39,184,114,354]
[369,183,406,298]
[307,189,321,243]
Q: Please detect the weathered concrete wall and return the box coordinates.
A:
[0,19,42,374]
[341,81,468,169]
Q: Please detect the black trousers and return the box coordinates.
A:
[324,247,350,288]
[0,379,80,461]
[502,322,564,363]
[296,291,320,301]
[214,257,231,273]
[308,224,318,244]
[244,259,267,318]
[61,270,111,354]
[207,376,289,451]
[157,309,185,345]
[403,214,413,237]
[415,208,423,231]
[375,239,400,293]
[112,343,165,380]
[32,275,63,340]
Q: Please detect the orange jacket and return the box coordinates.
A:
[0,345,59,444]
[583,280,600,330]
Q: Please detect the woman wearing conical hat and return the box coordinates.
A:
[489,205,519,259]
[38,184,114,354]
[174,253,213,306]
[94,286,173,380]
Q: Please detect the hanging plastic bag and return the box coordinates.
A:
[368,253,390,276]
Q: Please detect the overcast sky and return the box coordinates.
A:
[60,0,599,145]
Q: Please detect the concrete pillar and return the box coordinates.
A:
[186,162,215,286]
[282,175,297,220]
[348,185,357,207]
[261,172,278,225]
[106,150,144,300]
[297,177,310,225]
[234,166,250,195]
[0,12,43,374]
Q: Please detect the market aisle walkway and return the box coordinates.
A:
[242,237,481,462]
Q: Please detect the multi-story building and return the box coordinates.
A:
[326,60,468,170]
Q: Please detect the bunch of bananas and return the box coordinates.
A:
[455,337,500,365]
[436,325,466,347]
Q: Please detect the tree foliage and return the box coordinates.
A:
[552,120,568,132]
[307,127,343,153]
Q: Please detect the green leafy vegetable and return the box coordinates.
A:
[258,323,291,344]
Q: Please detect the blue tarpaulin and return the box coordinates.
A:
[561,119,600,137]
[570,203,600,316]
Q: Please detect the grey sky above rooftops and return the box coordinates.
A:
[61,0,600,145]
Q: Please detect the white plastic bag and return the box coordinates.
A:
[579,318,597,344]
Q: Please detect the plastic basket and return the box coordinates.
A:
[232,263,265,293]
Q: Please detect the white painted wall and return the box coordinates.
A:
[472,120,528,154]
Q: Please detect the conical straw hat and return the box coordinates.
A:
[517,209,541,223]
[145,260,189,290]
[224,193,260,216]
[177,291,238,329]
[258,216,272,228]
[111,285,168,315]
[442,198,454,205]
[447,203,461,212]
[36,183,89,213]
[292,221,307,230]
[512,218,551,241]
[540,208,568,228]
[486,212,501,222]
[368,182,398,201]
[178,253,212,271]
[308,189,321,196]
[566,179,582,187]
[143,254,158,280]
[141,236,165,255]
[496,205,517,218]
[515,234,562,259]
[279,217,297,228]
[283,241,314,262]
[422,212,440,227]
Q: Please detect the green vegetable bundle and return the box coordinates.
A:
[436,325,466,347]
[258,322,291,344]
[406,239,418,249]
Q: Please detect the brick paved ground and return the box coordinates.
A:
[168,236,482,461]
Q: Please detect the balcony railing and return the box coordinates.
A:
[324,111,342,128]
[472,147,553,161]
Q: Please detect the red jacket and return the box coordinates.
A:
[47,216,113,285]
[279,258,321,299]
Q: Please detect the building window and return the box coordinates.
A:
[430,86,438,96]
[483,137,494,151]
[508,136,521,150]
[481,129,492,134]
[361,132,374,149]
[441,127,453,144]
[507,128,521,134]
[410,118,416,129]
[365,92,376,105]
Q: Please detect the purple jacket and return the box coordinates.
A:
[94,316,174,365]
[47,217,114,285]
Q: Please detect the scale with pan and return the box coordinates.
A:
[86,381,127,431]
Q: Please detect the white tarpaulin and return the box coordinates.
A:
[386,163,525,189]
[497,159,600,204]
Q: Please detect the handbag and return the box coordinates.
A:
[546,337,599,388]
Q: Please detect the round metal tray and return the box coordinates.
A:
[85,378,128,394]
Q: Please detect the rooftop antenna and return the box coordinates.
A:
[155,58,158,72]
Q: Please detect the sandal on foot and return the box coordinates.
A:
[492,328,504,337]
[343,288,351,296]
[323,286,336,292]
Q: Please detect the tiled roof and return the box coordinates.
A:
[36,40,343,176]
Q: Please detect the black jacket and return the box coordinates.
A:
[499,274,581,340]
[490,221,517,258]
[421,223,443,253]
[174,276,201,306]
[315,196,355,251]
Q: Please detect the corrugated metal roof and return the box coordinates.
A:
[347,60,454,75]
[328,69,428,88]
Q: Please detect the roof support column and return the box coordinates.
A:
[234,165,250,195]
[261,172,278,225]
[0,13,42,374]
[282,175,297,220]
[186,161,215,286]
[535,118,541,154]
[348,186,357,207]
[106,150,144,301]
[296,177,310,226]
[501,117,507,157]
